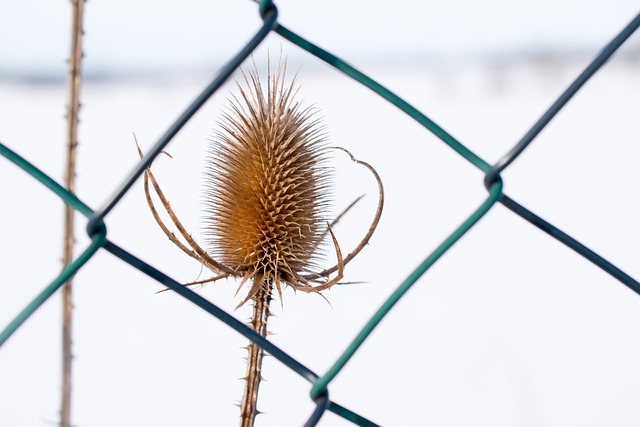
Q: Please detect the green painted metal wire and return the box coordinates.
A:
[0,143,92,216]
[329,402,380,427]
[310,179,504,399]
[0,142,101,347]
[0,139,375,425]
[0,233,105,347]
[273,23,490,173]
[87,4,278,235]
[1,0,639,425]
[487,11,640,178]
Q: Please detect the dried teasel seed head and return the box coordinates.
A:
[203,61,333,304]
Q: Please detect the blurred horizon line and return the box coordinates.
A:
[2,45,638,86]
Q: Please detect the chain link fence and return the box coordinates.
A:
[1,1,639,425]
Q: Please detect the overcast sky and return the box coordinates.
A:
[1,0,639,77]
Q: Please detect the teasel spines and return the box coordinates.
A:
[203,61,333,306]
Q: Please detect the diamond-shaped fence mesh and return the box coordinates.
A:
[1,1,639,425]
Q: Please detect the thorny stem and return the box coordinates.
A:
[239,283,272,427]
[61,0,84,426]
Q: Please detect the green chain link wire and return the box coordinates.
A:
[2,0,639,425]
[0,144,101,347]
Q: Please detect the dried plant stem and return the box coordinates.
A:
[138,60,383,425]
[239,284,273,427]
[61,1,84,426]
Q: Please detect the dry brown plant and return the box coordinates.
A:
[61,1,85,426]
[137,58,383,426]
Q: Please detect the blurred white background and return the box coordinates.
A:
[1,1,640,426]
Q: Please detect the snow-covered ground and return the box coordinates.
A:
[1,49,639,426]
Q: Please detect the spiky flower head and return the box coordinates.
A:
[203,61,333,304]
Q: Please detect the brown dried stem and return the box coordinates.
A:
[239,285,272,427]
[61,1,84,426]
[134,137,235,277]
[136,60,383,426]
[301,147,384,281]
